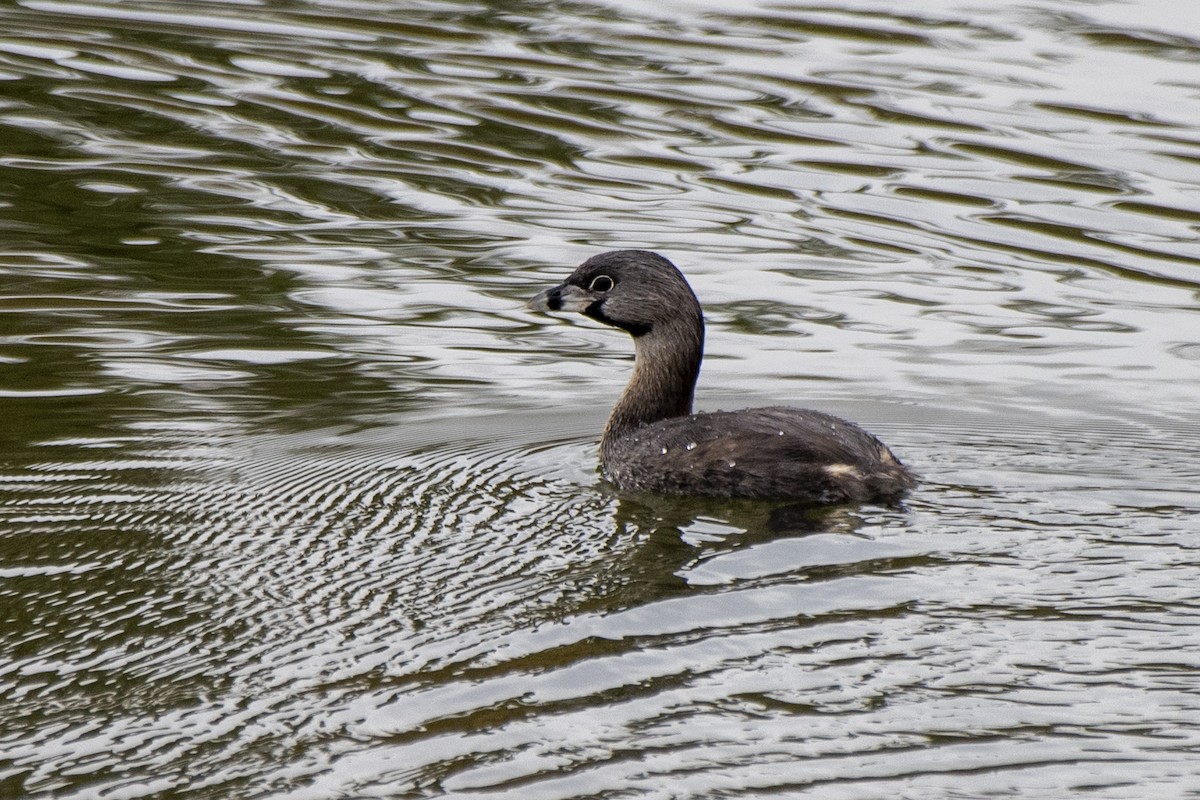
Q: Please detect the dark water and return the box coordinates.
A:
[2,0,1199,797]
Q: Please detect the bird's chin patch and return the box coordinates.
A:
[586,302,652,337]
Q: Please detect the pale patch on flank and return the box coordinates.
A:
[824,464,862,479]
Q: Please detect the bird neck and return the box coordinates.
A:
[602,316,704,448]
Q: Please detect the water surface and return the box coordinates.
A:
[1,0,1199,797]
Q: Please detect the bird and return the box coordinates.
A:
[526,250,915,504]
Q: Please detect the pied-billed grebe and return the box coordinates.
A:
[527,250,915,504]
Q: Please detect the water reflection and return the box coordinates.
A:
[3,0,1200,796]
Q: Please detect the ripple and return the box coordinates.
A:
[3,0,1200,796]
[19,1,377,42]
[3,396,1199,796]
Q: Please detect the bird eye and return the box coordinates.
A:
[589,274,615,293]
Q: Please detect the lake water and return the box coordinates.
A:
[1,0,1199,797]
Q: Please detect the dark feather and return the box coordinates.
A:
[529,251,916,504]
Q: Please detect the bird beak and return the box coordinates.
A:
[526,283,594,313]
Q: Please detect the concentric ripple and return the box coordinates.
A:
[3,400,1199,796]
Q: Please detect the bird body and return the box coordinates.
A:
[527,250,915,504]
[602,406,911,502]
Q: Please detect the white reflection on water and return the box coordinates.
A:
[1,0,1199,797]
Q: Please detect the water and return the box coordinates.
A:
[1,0,1198,796]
